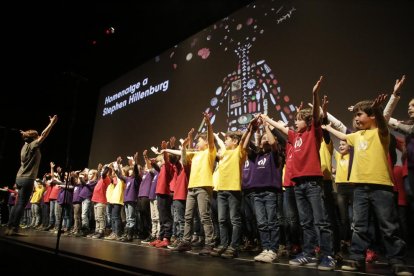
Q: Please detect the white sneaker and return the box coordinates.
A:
[261,250,278,263]
[254,250,269,262]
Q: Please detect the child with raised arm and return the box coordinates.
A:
[323,93,411,276]
[210,121,253,259]
[172,112,216,255]
[262,76,335,270]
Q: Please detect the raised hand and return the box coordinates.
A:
[393,75,406,96]
[313,76,323,95]
[321,95,329,118]
[372,93,388,108]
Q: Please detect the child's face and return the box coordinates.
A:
[408,99,414,119]
[224,136,237,150]
[294,118,307,132]
[338,140,350,155]
[197,137,208,150]
[354,110,375,129]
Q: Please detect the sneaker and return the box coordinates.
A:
[393,264,413,276]
[91,232,104,239]
[261,250,278,263]
[221,247,238,259]
[199,245,213,256]
[254,250,269,262]
[141,236,156,244]
[167,239,180,249]
[341,259,364,271]
[171,241,192,252]
[149,239,162,247]
[155,238,170,248]
[277,244,289,258]
[210,246,227,257]
[289,252,318,266]
[318,255,336,271]
[104,233,118,240]
[365,249,378,263]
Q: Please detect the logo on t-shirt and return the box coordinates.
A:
[244,160,250,168]
[258,158,267,166]
[357,140,368,151]
[294,137,303,148]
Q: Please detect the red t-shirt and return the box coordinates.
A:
[287,121,323,181]
[393,165,407,206]
[173,164,190,200]
[42,185,53,203]
[155,162,174,195]
[91,176,111,203]
[283,143,296,187]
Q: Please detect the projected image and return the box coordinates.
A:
[89,0,413,167]
[167,2,297,132]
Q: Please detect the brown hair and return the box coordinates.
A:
[225,131,242,144]
[352,100,376,117]
[22,129,39,139]
[295,107,313,127]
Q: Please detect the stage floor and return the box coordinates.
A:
[0,227,412,275]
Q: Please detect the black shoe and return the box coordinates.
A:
[199,245,213,256]
[171,241,192,252]
[210,246,227,257]
[221,247,238,259]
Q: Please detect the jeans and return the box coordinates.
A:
[294,179,333,256]
[336,184,354,242]
[111,204,122,235]
[349,185,406,264]
[124,202,136,229]
[8,178,34,229]
[138,197,151,237]
[217,191,242,249]
[157,194,173,239]
[173,200,186,239]
[252,190,281,252]
[183,187,214,245]
[81,198,92,230]
[283,187,301,246]
[241,191,258,242]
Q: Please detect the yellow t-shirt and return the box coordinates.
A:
[346,129,392,186]
[334,151,350,184]
[30,184,45,203]
[187,147,216,188]
[217,145,246,191]
[320,139,333,180]
[213,162,219,191]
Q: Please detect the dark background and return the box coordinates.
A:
[1,0,413,186]
[0,0,254,186]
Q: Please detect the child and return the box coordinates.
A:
[323,93,411,276]
[172,112,216,255]
[264,76,335,270]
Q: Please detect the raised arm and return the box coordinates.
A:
[384,75,406,122]
[260,114,289,136]
[213,132,226,154]
[322,123,348,141]
[312,76,323,123]
[372,93,389,138]
[203,112,215,149]
[38,115,58,144]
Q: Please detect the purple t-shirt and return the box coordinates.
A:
[138,171,153,198]
[242,157,256,190]
[57,187,73,205]
[79,180,97,200]
[72,185,82,203]
[123,176,139,203]
[249,151,282,190]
